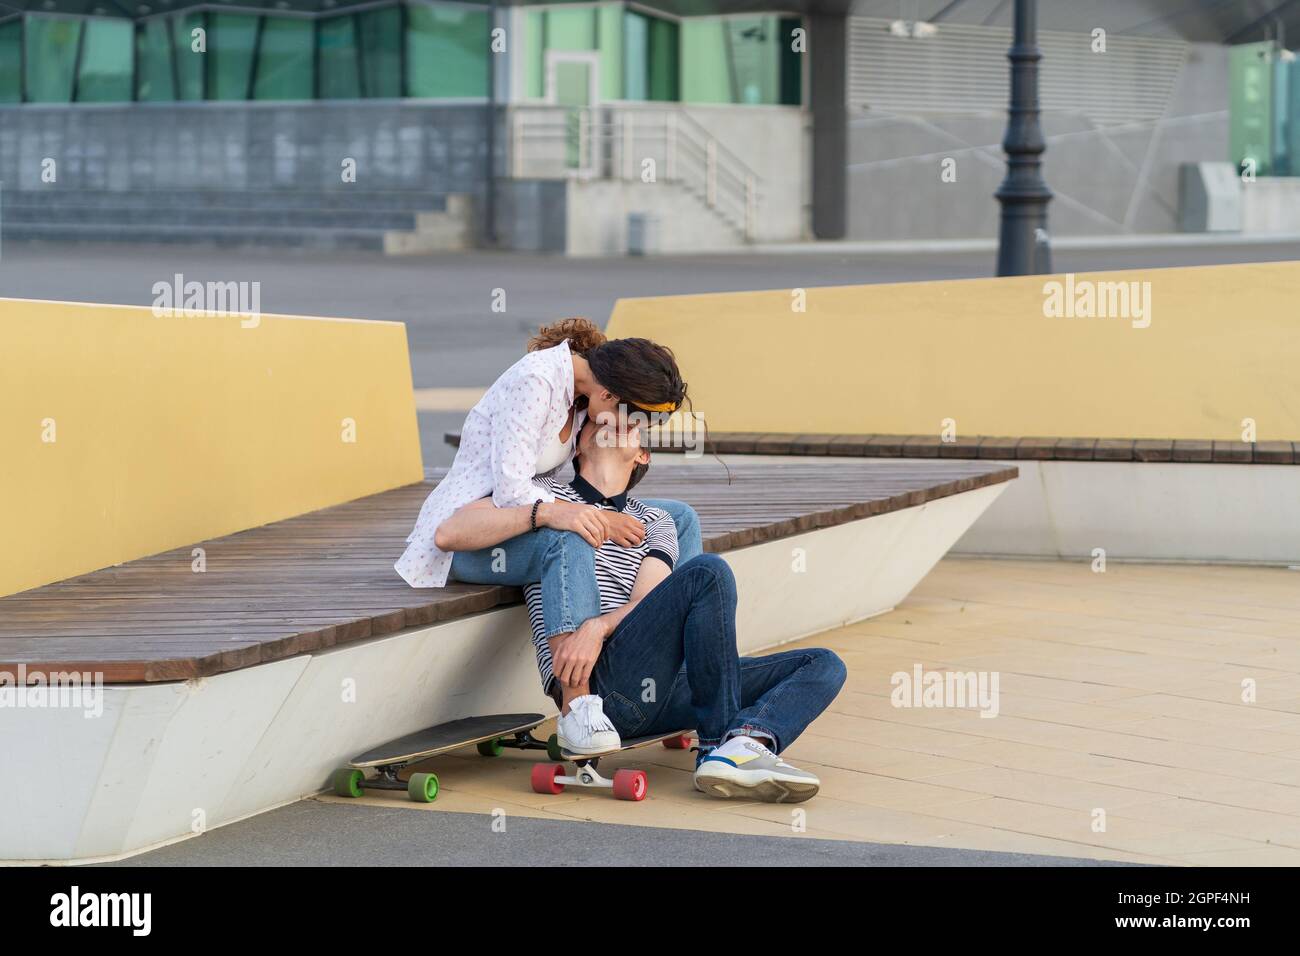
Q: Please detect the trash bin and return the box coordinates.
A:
[627,212,659,256]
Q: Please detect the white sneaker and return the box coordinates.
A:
[693,735,820,803]
[556,695,621,755]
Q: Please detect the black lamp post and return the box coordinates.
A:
[995,0,1052,275]
[485,0,499,246]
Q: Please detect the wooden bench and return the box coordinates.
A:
[0,458,1015,683]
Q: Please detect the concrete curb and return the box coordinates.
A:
[726,232,1300,256]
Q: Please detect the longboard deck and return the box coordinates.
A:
[351,713,547,768]
[559,729,693,762]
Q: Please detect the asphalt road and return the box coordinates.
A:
[104,799,1130,867]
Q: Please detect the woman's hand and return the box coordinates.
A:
[538,502,646,548]
[537,500,606,547]
[551,617,611,688]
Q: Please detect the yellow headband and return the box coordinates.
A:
[636,401,678,414]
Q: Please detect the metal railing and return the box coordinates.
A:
[510,104,760,239]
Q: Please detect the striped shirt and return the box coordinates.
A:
[524,475,678,697]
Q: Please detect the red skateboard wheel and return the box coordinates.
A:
[662,735,692,750]
[612,769,648,801]
[531,763,566,795]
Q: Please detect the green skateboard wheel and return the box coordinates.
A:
[477,737,504,757]
[333,768,364,798]
[546,733,564,762]
[407,772,439,803]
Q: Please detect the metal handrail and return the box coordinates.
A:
[510,104,760,239]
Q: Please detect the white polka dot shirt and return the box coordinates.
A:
[395,341,576,588]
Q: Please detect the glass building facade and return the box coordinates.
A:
[1229,40,1300,177]
[0,2,801,107]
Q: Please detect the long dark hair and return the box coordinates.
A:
[529,317,688,415]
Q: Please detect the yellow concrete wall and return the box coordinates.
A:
[1,299,423,598]
[607,261,1300,441]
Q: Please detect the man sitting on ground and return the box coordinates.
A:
[434,416,847,802]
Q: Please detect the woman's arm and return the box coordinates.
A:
[490,371,560,509]
[434,497,609,552]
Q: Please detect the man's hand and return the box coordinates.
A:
[595,511,645,547]
[551,617,610,688]
[537,501,606,547]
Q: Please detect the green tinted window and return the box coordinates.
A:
[625,9,677,102]
[77,18,134,102]
[0,21,21,103]
[254,17,314,100]
[25,16,83,103]
[1283,58,1300,176]
[623,10,648,101]
[681,16,786,105]
[174,13,206,100]
[596,4,622,100]
[358,6,402,97]
[779,17,802,106]
[680,19,728,103]
[523,10,544,98]
[208,13,258,100]
[137,19,175,101]
[406,4,489,98]
[319,15,361,99]
[546,8,596,51]
[1230,43,1274,175]
[647,16,678,102]
[726,17,777,105]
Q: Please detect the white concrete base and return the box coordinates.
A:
[953,459,1300,565]
[1241,177,1300,235]
[564,180,747,257]
[1,482,1005,863]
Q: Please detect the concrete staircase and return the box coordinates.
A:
[0,189,475,253]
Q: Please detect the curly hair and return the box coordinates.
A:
[527,317,607,355]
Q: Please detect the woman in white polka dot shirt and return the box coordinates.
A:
[395,318,701,652]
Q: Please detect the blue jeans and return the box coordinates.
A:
[591,554,847,752]
[449,498,702,640]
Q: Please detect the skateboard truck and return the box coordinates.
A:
[529,732,693,802]
[533,757,648,801]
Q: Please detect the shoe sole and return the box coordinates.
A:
[557,736,621,756]
[694,768,820,804]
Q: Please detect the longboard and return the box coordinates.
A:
[333,713,548,803]
[531,729,694,802]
